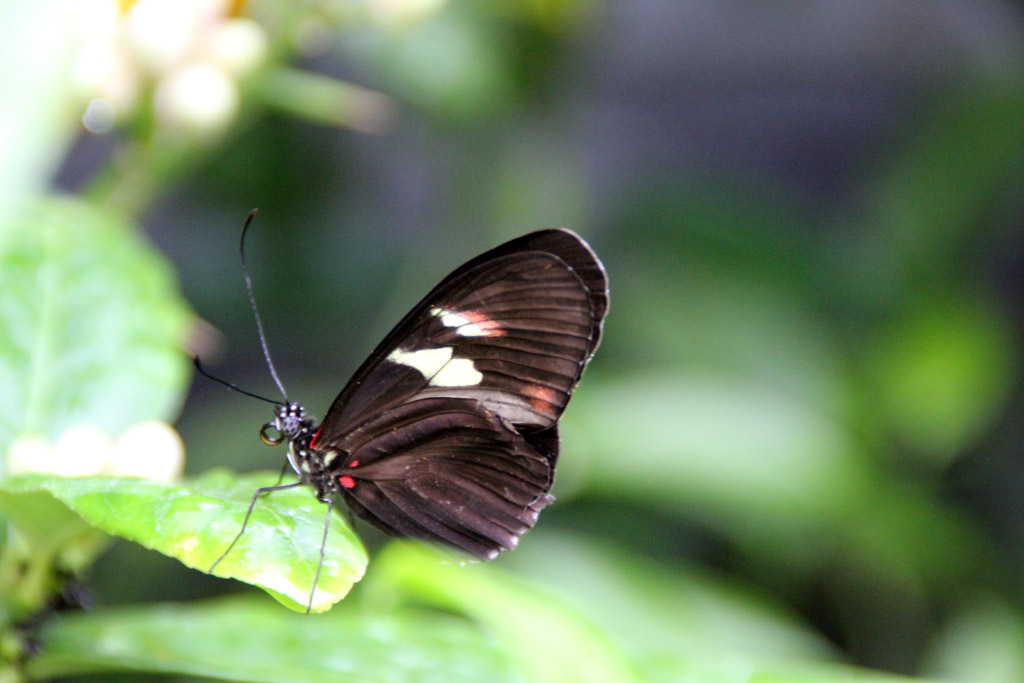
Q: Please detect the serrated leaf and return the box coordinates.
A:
[1,470,368,613]
[25,596,513,682]
[0,197,191,451]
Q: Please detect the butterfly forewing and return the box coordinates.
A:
[310,229,607,559]
[318,235,602,436]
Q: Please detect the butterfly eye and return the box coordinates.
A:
[260,422,284,446]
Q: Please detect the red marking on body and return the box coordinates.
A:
[461,310,507,336]
[309,426,323,449]
[339,475,356,489]
[523,384,559,414]
[349,459,360,468]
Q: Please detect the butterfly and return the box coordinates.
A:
[204,220,608,610]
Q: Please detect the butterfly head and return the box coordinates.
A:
[260,402,314,446]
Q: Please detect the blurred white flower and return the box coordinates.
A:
[6,435,54,477]
[109,420,185,484]
[71,0,266,136]
[125,0,228,73]
[53,425,115,476]
[154,62,239,134]
[73,1,141,115]
[5,421,185,484]
[203,18,268,78]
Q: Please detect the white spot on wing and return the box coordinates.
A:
[387,346,483,387]
[431,358,483,387]
[431,306,499,337]
[458,323,492,337]
[388,346,453,377]
[431,307,468,327]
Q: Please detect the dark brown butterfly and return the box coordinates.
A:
[204,220,608,610]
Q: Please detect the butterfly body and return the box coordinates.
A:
[259,228,608,561]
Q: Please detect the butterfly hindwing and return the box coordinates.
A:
[331,397,554,559]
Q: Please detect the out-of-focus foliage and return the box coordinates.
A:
[1,1,1023,682]
[25,595,517,682]
[0,200,191,447]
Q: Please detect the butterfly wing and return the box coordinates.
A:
[313,229,607,557]
[318,229,607,438]
[332,397,553,559]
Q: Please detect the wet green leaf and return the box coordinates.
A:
[1,470,368,613]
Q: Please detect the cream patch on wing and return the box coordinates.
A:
[387,346,483,387]
[430,306,506,337]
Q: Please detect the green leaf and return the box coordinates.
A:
[642,659,922,683]
[0,197,192,450]
[921,594,1024,682]
[0,486,106,620]
[25,596,513,682]
[564,372,984,591]
[568,372,866,518]
[367,543,929,682]
[867,295,1017,464]
[368,542,638,683]
[505,533,835,668]
[1,470,368,613]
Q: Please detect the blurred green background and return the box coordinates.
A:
[3,1,1024,681]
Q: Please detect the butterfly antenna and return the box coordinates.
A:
[240,209,290,402]
[192,357,279,404]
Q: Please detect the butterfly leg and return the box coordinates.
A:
[306,497,333,614]
[209,482,304,574]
